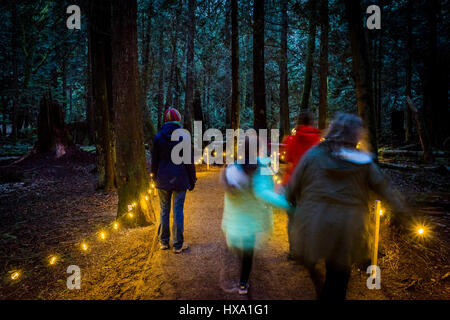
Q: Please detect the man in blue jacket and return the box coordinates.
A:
[151,107,196,253]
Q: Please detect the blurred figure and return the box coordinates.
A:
[287,113,408,300]
[281,111,321,186]
[220,136,292,295]
[281,111,321,261]
[151,107,196,254]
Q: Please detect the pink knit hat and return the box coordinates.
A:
[163,107,181,122]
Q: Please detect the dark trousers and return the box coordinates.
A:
[231,235,255,285]
[157,189,186,249]
[320,261,351,300]
[239,247,254,285]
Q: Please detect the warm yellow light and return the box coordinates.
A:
[379,209,383,216]
[238,155,243,159]
[222,152,226,156]
[132,202,137,207]
[11,271,20,280]
[320,137,325,142]
[99,231,106,240]
[418,228,424,235]
[145,196,149,201]
[128,212,134,218]
[150,173,154,177]
[151,184,155,188]
[356,142,361,149]
[49,256,57,265]
[81,242,88,251]
[128,205,133,211]
[113,222,119,230]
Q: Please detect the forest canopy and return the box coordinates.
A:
[0,0,448,152]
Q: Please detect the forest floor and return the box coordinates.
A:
[0,149,449,300]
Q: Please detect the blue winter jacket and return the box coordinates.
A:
[151,122,197,191]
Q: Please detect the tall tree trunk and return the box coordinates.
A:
[140,1,155,144]
[376,28,382,142]
[91,0,116,191]
[165,7,180,109]
[10,2,18,140]
[404,0,413,144]
[252,0,267,130]
[184,0,196,133]
[299,0,317,114]
[318,0,328,130]
[406,97,433,163]
[344,0,378,159]
[279,0,289,137]
[156,27,165,130]
[230,0,240,130]
[422,0,439,147]
[111,0,153,225]
[86,18,95,145]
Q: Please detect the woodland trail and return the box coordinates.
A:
[57,168,386,300]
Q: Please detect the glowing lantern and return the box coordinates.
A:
[49,256,57,265]
[113,222,119,230]
[11,271,20,280]
[99,231,106,240]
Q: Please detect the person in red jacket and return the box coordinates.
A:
[282,111,321,261]
[282,111,321,186]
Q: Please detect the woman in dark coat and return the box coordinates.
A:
[287,113,409,300]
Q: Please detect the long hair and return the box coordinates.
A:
[323,113,365,151]
[241,135,258,176]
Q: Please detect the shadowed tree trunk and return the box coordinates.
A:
[111,0,153,226]
[253,0,267,130]
[36,93,72,156]
[86,18,95,145]
[231,0,240,130]
[318,0,328,130]
[404,0,413,143]
[299,0,317,114]
[90,0,116,191]
[155,25,165,130]
[406,97,433,163]
[279,0,289,137]
[422,0,442,147]
[140,1,155,144]
[165,5,180,110]
[344,0,378,159]
[184,0,196,133]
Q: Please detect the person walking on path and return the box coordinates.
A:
[281,111,321,260]
[220,137,293,295]
[151,107,196,254]
[281,111,321,186]
[287,113,410,300]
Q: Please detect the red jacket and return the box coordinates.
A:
[282,125,321,185]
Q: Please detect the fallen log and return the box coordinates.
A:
[378,161,444,171]
[381,149,447,157]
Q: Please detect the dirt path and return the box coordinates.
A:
[54,168,389,300]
